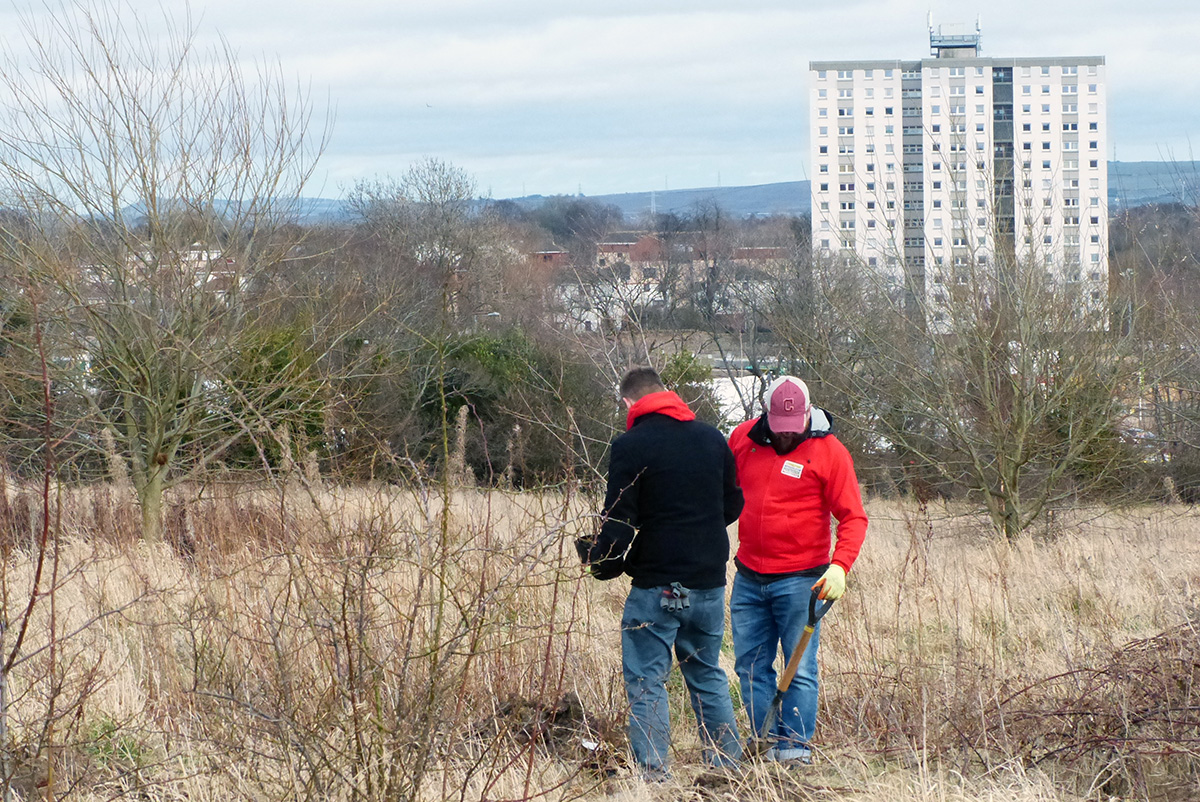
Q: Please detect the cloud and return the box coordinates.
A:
[5,0,1198,197]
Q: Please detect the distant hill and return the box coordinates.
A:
[1108,161,1200,210]
[510,181,811,221]
[284,161,1200,224]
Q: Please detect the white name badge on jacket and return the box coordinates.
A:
[781,461,804,479]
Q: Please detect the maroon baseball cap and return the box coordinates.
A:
[766,376,811,433]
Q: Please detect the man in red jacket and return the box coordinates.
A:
[728,375,867,764]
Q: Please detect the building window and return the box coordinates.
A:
[1089,140,1098,149]
[819,145,828,154]
[839,88,853,98]
[1042,104,1051,113]
[1022,85,1031,95]
[819,183,828,191]
[1088,83,1097,93]
[818,88,827,98]
[838,70,852,79]
[819,126,828,136]
[817,70,827,79]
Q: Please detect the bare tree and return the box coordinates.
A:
[0,0,329,539]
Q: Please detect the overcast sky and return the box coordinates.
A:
[16,0,1200,199]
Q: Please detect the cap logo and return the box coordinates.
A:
[783,398,795,411]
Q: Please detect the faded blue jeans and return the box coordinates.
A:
[730,573,822,751]
[621,584,742,774]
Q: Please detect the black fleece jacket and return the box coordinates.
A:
[579,410,744,589]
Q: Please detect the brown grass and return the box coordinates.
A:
[0,484,1196,801]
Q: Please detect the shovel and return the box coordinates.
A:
[749,589,835,755]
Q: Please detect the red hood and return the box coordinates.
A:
[626,390,696,431]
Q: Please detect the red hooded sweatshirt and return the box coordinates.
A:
[626,390,696,430]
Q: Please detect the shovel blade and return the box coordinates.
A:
[749,692,784,756]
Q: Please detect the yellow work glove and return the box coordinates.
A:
[813,564,847,600]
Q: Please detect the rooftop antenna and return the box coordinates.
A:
[929,13,982,58]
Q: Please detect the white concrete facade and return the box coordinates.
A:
[810,51,1108,321]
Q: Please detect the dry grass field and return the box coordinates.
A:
[0,481,1196,801]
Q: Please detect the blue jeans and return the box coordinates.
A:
[730,573,822,750]
[621,585,742,774]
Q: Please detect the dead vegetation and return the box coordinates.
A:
[0,485,1196,801]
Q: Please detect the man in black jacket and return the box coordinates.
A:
[577,367,744,780]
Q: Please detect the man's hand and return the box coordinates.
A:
[812,564,846,600]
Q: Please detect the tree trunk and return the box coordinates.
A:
[138,467,166,541]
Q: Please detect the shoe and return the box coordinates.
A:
[639,767,672,784]
[765,746,812,765]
